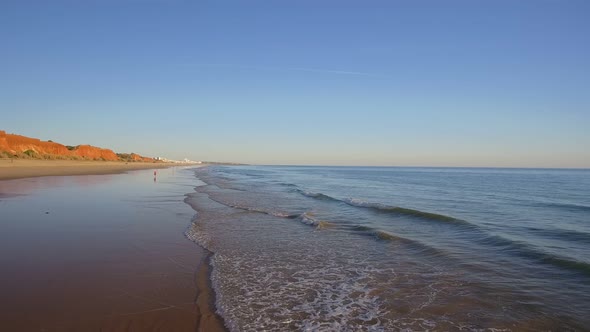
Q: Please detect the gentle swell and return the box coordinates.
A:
[355,224,590,275]
[537,201,590,213]
[300,212,335,229]
[479,234,590,276]
[347,225,448,257]
[296,190,340,202]
[526,227,590,245]
[199,186,590,276]
[202,194,336,230]
[297,189,464,224]
[345,198,458,222]
[202,194,300,219]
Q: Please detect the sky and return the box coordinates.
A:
[1,0,589,167]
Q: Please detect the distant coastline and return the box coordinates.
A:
[0,130,207,180]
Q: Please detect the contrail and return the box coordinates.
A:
[182,63,387,78]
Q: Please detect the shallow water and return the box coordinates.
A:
[186,166,590,331]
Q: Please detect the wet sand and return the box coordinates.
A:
[0,159,186,180]
[0,167,225,331]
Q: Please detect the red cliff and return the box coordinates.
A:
[1,131,71,156]
[73,145,118,161]
[0,130,155,162]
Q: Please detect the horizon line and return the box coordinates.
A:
[211,163,590,170]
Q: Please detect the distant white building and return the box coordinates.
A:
[154,156,201,164]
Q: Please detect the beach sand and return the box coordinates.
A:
[0,159,184,180]
[0,167,225,331]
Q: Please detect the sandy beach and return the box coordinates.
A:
[0,159,185,180]
[0,166,225,331]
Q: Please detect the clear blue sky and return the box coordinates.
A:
[1,0,589,167]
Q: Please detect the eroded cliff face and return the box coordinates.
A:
[129,153,154,162]
[0,131,10,152]
[73,145,118,161]
[1,131,72,156]
[0,130,154,162]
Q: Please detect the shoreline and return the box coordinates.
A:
[0,166,227,331]
[0,159,193,180]
[195,251,227,331]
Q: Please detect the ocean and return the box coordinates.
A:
[184,166,590,331]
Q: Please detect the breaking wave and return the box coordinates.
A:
[297,189,464,224]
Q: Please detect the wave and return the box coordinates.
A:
[356,227,412,244]
[297,190,340,202]
[374,230,406,242]
[297,189,464,224]
[344,198,460,222]
[198,193,292,217]
[526,227,590,245]
[300,212,335,229]
[536,201,590,213]
[232,204,301,220]
[540,255,590,276]
[354,224,590,275]
[195,185,590,276]
[298,190,590,274]
[345,225,448,257]
[202,194,335,230]
[479,234,590,276]
[278,182,298,188]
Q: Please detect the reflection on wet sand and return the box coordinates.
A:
[0,167,225,331]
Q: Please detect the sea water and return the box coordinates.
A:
[184,166,590,331]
